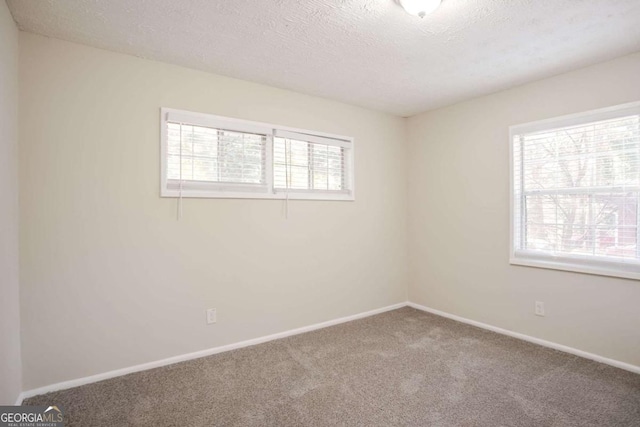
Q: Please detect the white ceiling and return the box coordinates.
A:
[7,0,640,116]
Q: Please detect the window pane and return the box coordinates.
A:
[167,123,265,184]
[274,138,308,189]
[274,138,345,191]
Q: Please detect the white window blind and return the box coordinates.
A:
[511,102,640,280]
[166,123,267,189]
[273,134,348,194]
[161,108,354,201]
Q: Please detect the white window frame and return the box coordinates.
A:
[160,108,355,201]
[509,101,640,281]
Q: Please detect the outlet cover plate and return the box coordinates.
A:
[206,308,217,324]
[535,301,545,317]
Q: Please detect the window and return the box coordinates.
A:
[510,102,640,280]
[161,108,354,201]
[273,130,349,194]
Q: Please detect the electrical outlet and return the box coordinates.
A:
[535,301,545,317]
[206,308,217,324]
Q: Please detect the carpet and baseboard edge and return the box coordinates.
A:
[17,302,406,403]
[407,302,640,375]
[15,300,640,404]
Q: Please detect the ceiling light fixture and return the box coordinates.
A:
[399,0,442,18]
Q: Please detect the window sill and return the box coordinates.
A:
[161,189,354,201]
[510,252,640,280]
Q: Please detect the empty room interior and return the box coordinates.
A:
[2,0,640,425]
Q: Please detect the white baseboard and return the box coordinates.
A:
[407,302,640,375]
[19,300,640,402]
[14,392,24,405]
[20,302,407,400]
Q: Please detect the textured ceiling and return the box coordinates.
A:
[7,0,640,116]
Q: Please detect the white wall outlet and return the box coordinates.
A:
[534,301,545,317]
[206,308,217,324]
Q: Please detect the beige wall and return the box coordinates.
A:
[0,0,21,405]
[407,52,640,367]
[19,33,408,390]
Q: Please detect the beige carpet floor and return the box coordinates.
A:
[25,307,640,426]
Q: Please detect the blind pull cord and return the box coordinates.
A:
[285,138,290,219]
[286,191,290,220]
[177,122,184,221]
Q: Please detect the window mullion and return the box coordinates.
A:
[589,194,595,256]
[266,133,274,193]
[519,135,525,251]
[637,116,640,260]
[308,142,313,190]
[636,191,640,260]
[216,130,221,183]
[341,148,346,191]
